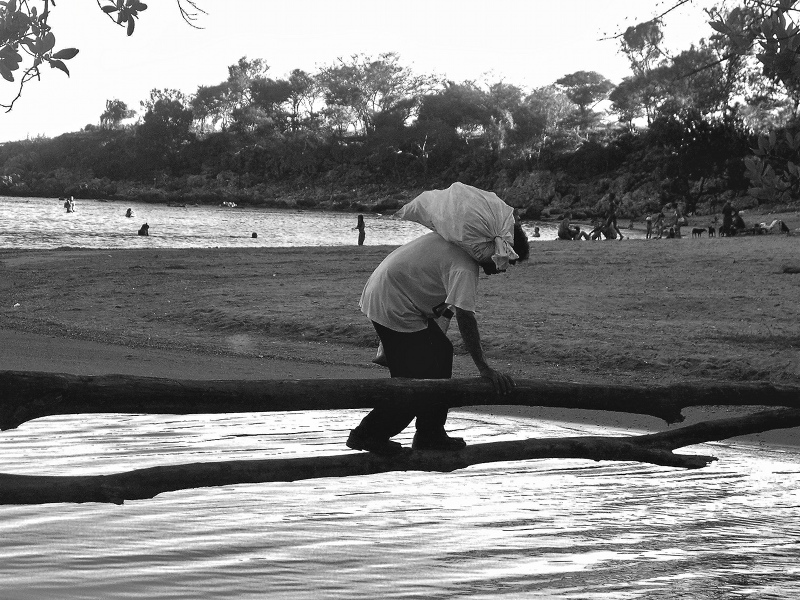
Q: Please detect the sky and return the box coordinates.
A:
[0,0,717,143]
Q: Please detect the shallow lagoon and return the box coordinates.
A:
[0,196,645,250]
[2,409,799,599]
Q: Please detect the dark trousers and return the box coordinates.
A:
[355,320,453,439]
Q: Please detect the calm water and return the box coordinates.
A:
[2,410,799,600]
[0,196,645,249]
[0,196,429,249]
[1,196,795,599]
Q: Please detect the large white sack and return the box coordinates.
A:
[394,182,518,269]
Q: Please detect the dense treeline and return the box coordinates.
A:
[3,9,800,219]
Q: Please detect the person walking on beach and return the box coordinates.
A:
[354,214,366,246]
[645,215,653,239]
[346,224,530,455]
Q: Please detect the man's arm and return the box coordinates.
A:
[455,307,514,395]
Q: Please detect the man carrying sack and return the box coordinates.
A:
[346,182,530,455]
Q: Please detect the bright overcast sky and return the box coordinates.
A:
[0,0,715,143]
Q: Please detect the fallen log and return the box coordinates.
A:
[2,370,799,430]
[2,407,799,505]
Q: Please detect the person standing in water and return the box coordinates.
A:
[605,193,624,240]
[354,214,366,246]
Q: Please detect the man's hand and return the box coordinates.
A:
[479,366,515,395]
[455,307,515,395]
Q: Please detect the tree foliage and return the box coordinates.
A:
[705,0,800,202]
[100,98,135,130]
[555,70,614,130]
[5,2,800,215]
[0,0,204,110]
[0,0,80,109]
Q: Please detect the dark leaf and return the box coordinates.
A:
[127,18,135,36]
[43,32,56,53]
[51,48,79,60]
[709,21,728,35]
[0,46,20,60]
[0,63,14,82]
[49,59,70,76]
[102,5,117,13]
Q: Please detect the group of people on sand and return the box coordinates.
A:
[644,203,687,239]
[645,200,791,239]
[558,193,625,241]
[718,200,791,236]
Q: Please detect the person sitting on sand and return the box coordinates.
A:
[126,208,133,218]
[531,226,540,238]
[138,223,149,236]
[757,219,790,234]
[732,210,746,235]
[589,219,617,240]
[721,200,734,236]
[558,213,588,240]
[346,224,529,456]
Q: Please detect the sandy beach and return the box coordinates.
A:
[2,232,799,443]
[3,234,799,382]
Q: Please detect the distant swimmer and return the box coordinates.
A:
[252,232,258,238]
[138,223,149,236]
[126,208,133,218]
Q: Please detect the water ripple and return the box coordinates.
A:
[2,409,794,598]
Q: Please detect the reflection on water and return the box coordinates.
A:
[1,410,798,599]
[0,196,645,250]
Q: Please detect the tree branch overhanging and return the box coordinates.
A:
[1,1,205,110]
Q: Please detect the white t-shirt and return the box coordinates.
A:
[360,232,480,333]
